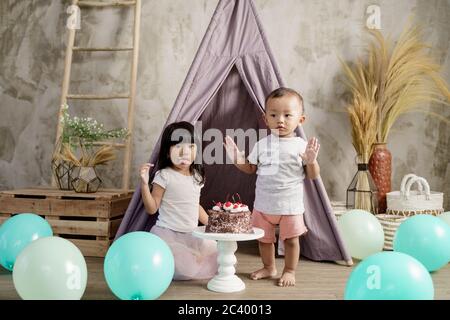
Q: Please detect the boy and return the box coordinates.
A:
[224,87,320,287]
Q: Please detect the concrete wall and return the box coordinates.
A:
[0,0,449,209]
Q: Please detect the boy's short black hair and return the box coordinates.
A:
[265,87,305,114]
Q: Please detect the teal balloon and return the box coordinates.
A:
[337,209,384,260]
[104,231,174,300]
[0,213,53,271]
[345,251,434,300]
[393,215,450,272]
[439,212,450,227]
[13,236,87,300]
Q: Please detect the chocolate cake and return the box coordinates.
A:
[205,201,253,234]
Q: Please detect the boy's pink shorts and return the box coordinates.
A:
[251,209,308,243]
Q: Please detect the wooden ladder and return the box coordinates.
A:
[54,0,141,191]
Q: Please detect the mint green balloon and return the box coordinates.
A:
[394,215,450,272]
[13,236,87,300]
[337,209,384,260]
[345,251,434,300]
[104,231,174,300]
[439,212,450,227]
[0,213,53,271]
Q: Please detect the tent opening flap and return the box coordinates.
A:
[199,67,267,210]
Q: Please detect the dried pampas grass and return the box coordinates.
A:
[56,141,116,167]
[342,22,450,145]
[346,84,378,164]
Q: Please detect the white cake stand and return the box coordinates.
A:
[192,226,264,293]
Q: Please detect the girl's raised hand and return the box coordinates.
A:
[140,163,154,185]
[224,136,246,164]
[300,137,320,165]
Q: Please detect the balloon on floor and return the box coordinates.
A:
[104,231,174,300]
[393,214,450,272]
[345,251,434,300]
[337,209,384,260]
[13,236,87,300]
[0,213,53,271]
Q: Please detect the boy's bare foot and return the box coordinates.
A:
[278,270,296,287]
[250,267,277,280]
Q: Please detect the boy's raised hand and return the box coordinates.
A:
[140,163,154,185]
[224,136,246,164]
[300,137,320,165]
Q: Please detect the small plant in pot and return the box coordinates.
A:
[52,104,129,192]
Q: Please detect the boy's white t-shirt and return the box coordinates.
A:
[152,168,203,233]
[247,134,307,215]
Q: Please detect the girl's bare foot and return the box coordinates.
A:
[250,267,277,280]
[278,270,296,287]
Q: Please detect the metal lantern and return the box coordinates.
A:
[70,166,102,193]
[346,163,379,214]
[52,159,75,190]
[51,135,75,190]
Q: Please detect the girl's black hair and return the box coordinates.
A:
[157,121,205,185]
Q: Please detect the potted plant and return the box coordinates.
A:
[341,23,450,213]
[52,103,129,192]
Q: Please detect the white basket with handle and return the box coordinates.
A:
[376,174,444,250]
[386,174,444,216]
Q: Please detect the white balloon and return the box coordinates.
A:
[13,236,87,300]
[337,209,385,260]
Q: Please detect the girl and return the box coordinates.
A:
[140,121,218,280]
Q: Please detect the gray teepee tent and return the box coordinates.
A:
[116,0,352,265]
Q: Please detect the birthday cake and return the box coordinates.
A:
[205,198,253,234]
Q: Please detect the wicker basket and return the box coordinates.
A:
[377,174,445,251]
[375,214,408,250]
[386,174,444,216]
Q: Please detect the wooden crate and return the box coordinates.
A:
[0,188,133,257]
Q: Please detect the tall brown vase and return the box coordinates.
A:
[368,143,392,213]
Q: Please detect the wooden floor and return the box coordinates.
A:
[1,241,449,300]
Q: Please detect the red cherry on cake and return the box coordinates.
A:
[215,202,222,207]
[223,202,233,210]
[233,203,239,209]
